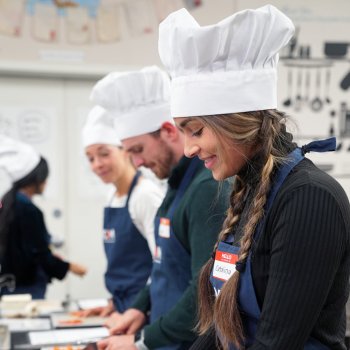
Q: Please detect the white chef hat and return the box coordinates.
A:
[82,105,122,148]
[158,5,295,117]
[90,66,172,140]
[0,134,40,182]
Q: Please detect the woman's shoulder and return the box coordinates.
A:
[14,193,43,222]
[15,192,40,212]
[285,158,347,194]
[278,158,350,219]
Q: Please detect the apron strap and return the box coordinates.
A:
[215,137,337,272]
[125,171,142,207]
[301,137,336,155]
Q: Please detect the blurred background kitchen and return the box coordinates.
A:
[0,0,349,302]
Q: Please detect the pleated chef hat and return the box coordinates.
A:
[90,66,172,140]
[0,134,40,182]
[82,105,122,148]
[158,5,295,117]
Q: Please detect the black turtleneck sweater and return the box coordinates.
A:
[250,158,349,349]
[191,156,350,350]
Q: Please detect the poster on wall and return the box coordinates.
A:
[0,0,25,37]
[0,107,59,198]
[236,0,350,196]
[0,0,203,68]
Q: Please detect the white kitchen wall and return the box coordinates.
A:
[0,0,237,300]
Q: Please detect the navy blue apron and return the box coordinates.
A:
[210,138,336,349]
[150,157,201,350]
[103,171,153,312]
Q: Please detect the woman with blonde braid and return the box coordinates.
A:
[158,5,350,350]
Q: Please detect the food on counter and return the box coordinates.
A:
[57,318,83,326]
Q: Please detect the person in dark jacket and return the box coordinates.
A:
[158,5,350,350]
[90,66,230,350]
[0,135,86,299]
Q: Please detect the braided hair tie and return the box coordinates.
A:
[235,260,246,273]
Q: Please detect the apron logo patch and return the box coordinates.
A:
[104,228,116,243]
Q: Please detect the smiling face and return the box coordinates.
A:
[85,144,130,185]
[175,117,255,181]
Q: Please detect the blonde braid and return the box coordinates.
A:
[214,116,278,350]
[196,111,288,349]
[216,177,246,245]
[197,177,247,334]
[238,154,274,262]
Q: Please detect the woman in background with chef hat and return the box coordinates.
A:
[0,135,86,299]
[158,5,350,350]
[81,105,164,316]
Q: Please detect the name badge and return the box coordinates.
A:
[159,218,170,238]
[103,228,115,243]
[212,250,238,281]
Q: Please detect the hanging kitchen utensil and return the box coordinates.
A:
[324,68,332,103]
[298,45,311,59]
[339,102,350,137]
[294,68,303,112]
[340,70,350,90]
[305,45,311,59]
[287,26,299,58]
[304,70,310,103]
[344,110,350,137]
[310,69,323,112]
[324,42,349,58]
[283,68,293,107]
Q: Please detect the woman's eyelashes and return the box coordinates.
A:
[192,127,204,137]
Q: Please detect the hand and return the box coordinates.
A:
[100,299,116,317]
[104,311,124,332]
[72,307,103,318]
[52,252,64,260]
[73,306,107,317]
[69,262,87,276]
[106,309,146,335]
[97,335,135,350]
[77,300,115,317]
[106,346,137,350]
